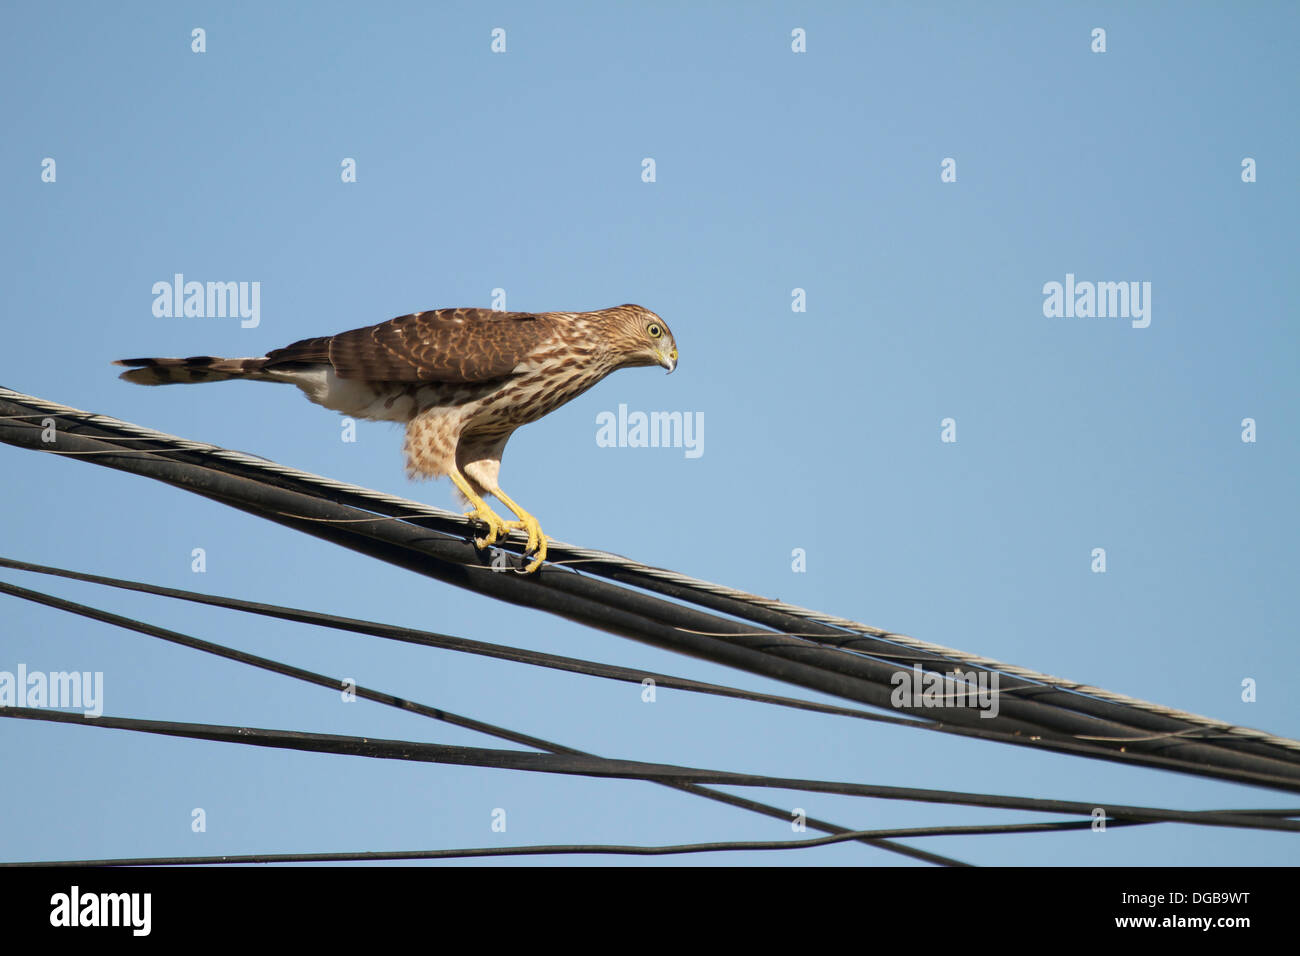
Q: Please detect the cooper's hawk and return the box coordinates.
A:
[114,304,678,572]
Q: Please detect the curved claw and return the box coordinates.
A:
[503,515,547,573]
[464,506,511,549]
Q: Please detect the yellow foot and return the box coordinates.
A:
[503,514,548,573]
[463,505,512,549]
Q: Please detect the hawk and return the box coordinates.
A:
[114,304,678,572]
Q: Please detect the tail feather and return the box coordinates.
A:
[114,356,268,386]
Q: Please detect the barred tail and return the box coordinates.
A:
[113,356,270,386]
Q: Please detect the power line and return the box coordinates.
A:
[7,706,1299,834]
[0,557,934,730]
[2,386,1297,792]
[3,384,1299,869]
[7,556,1300,788]
[8,562,1300,870]
[0,821,1150,867]
[0,575,962,867]
[4,388,1289,759]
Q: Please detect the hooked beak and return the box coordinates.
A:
[658,347,678,373]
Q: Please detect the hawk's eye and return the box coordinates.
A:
[647,323,663,339]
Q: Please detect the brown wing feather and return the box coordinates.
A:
[265,309,557,384]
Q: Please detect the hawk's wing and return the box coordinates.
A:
[265,309,557,384]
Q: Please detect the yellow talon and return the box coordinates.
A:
[494,489,547,573]
[503,515,547,573]
[449,469,513,550]
[448,467,548,573]
[463,505,511,549]
[521,546,546,574]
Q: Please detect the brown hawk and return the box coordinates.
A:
[114,304,678,572]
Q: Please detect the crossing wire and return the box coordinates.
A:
[0,576,966,866]
[2,384,1299,822]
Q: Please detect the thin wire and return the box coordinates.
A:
[3,820,1147,867]
[7,705,1299,834]
[0,558,938,731]
[0,577,963,867]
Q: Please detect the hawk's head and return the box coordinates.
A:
[602,304,678,373]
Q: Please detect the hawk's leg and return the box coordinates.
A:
[490,487,548,573]
[457,434,547,573]
[447,468,513,550]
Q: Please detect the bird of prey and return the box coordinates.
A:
[115,304,678,572]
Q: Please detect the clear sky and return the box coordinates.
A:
[1,2,1296,866]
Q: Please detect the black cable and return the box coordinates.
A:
[8,558,1300,793]
[4,402,1298,793]
[43,403,1281,769]
[5,706,1299,834]
[0,577,963,867]
[1,820,1147,867]
[0,557,934,730]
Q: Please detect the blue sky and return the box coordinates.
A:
[1,2,1296,866]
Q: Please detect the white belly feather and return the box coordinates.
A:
[265,366,418,422]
